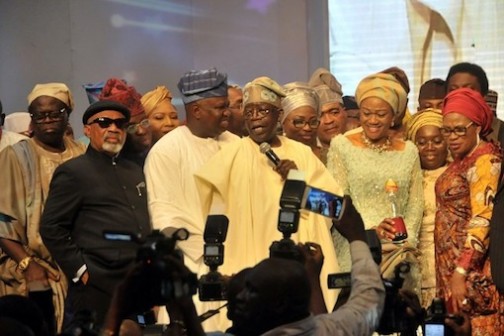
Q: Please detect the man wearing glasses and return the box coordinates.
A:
[194,76,343,320]
[0,83,85,332]
[40,100,151,328]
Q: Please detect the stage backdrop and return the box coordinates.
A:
[0,0,328,137]
[329,0,504,118]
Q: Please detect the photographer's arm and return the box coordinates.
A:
[324,196,385,335]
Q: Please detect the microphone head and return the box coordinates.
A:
[259,142,271,154]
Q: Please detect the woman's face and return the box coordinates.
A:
[359,97,394,142]
[414,125,448,170]
[441,112,481,160]
[282,106,319,146]
[148,100,179,143]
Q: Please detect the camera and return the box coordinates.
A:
[198,215,230,302]
[103,228,198,307]
[376,261,413,334]
[270,171,306,261]
[137,229,198,306]
[270,170,347,262]
[328,230,383,289]
[423,297,464,336]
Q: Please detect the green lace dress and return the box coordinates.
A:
[327,134,424,272]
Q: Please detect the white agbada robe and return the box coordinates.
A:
[144,125,238,329]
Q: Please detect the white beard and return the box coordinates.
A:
[102,141,124,154]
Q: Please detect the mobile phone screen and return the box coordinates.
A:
[302,186,344,220]
[424,323,445,336]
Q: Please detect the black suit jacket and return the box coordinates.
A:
[40,146,151,295]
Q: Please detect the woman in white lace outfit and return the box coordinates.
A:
[327,73,424,282]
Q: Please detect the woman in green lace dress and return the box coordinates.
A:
[327,72,424,276]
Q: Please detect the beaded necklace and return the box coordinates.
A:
[361,132,391,153]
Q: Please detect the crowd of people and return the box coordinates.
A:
[0,61,502,335]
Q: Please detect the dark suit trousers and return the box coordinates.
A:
[66,281,112,328]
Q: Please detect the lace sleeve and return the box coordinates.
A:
[327,136,349,194]
[404,152,424,247]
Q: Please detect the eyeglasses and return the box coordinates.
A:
[243,105,275,120]
[88,117,128,129]
[30,108,66,124]
[440,122,474,137]
[126,119,150,134]
[292,119,320,129]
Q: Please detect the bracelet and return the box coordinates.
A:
[17,256,32,272]
[455,266,467,276]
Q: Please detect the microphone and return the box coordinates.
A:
[259,142,281,166]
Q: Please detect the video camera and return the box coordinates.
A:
[198,215,229,302]
[103,228,198,307]
[270,170,347,261]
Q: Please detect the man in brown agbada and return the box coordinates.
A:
[0,83,85,332]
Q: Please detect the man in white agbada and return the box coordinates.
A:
[144,68,238,329]
[194,76,342,313]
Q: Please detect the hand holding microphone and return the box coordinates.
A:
[260,142,298,180]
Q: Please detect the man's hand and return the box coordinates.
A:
[445,312,471,336]
[25,261,52,286]
[274,159,298,180]
[332,196,366,243]
[81,271,89,285]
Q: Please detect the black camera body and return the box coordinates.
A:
[423,297,464,336]
[198,215,229,302]
[103,228,198,308]
[136,229,198,306]
[376,261,415,334]
[270,173,306,261]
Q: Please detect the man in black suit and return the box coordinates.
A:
[40,100,151,327]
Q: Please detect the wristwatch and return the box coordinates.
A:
[18,256,32,272]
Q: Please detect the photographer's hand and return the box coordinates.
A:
[274,159,298,180]
[299,242,327,314]
[445,312,471,336]
[332,196,366,243]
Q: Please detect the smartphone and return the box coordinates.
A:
[302,186,345,220]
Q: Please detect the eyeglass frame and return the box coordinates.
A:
[439,121,474,137]
[87,117,128,129]
[126,119,150,134]
[243,104,278,120]
[30,108,67,124]
[291,119,320,129]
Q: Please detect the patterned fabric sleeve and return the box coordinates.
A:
[403,152,424,247]
[327,135,349,194]
[457,153,501,270]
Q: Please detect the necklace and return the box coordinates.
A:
[361,133,391,153]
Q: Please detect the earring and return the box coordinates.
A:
[390,121,395,127]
